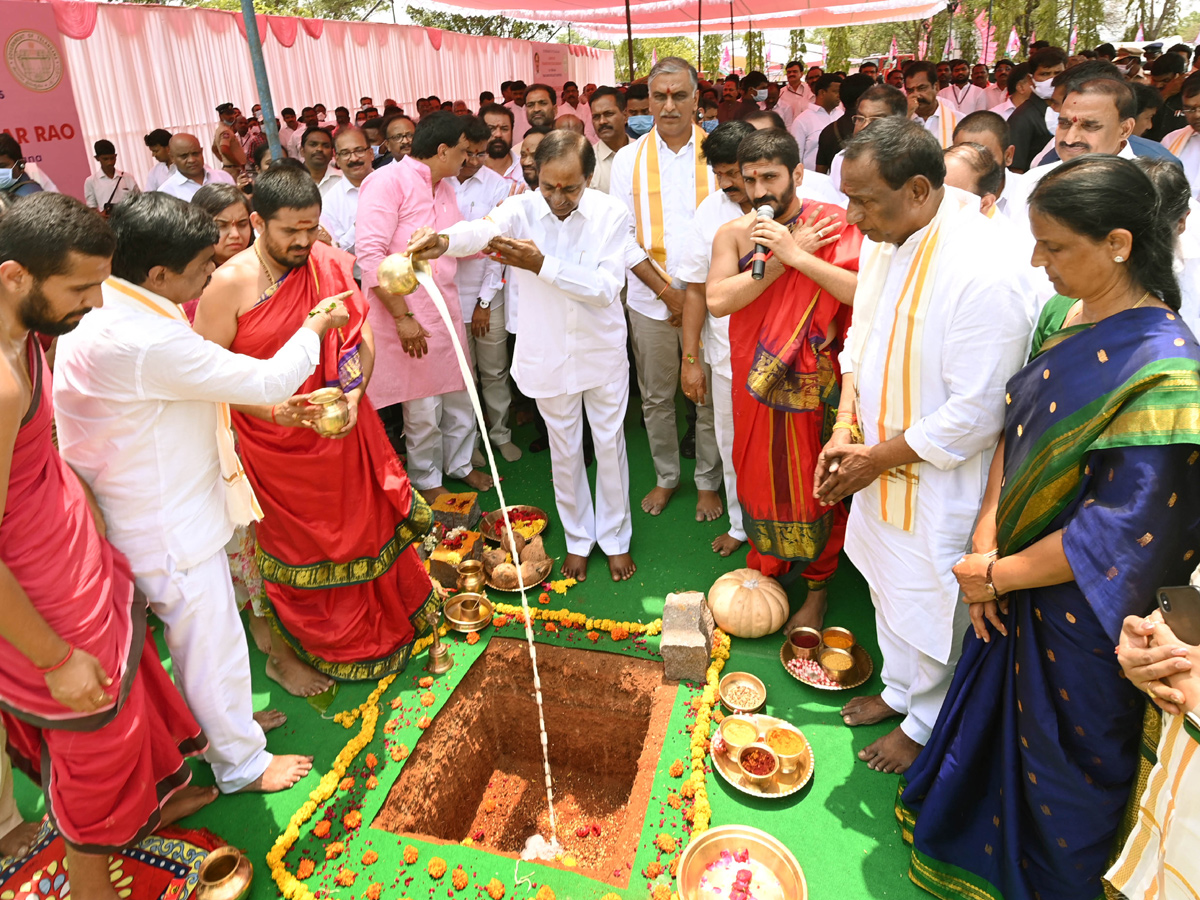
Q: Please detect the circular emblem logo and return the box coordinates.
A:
[5,30,63,93]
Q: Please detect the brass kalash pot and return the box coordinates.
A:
[195,846,253,900]
[307,388,349,437]
[377,252,432,296]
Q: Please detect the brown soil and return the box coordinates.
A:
[372,638,676,887]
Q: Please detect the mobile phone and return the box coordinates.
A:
[1156,585,1200,646]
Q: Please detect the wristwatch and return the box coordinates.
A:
[477,297,491,310]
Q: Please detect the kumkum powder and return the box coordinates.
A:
[739,747,776,776]
[766,727,804,756]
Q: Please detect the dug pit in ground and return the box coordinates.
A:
[373,638,677,887]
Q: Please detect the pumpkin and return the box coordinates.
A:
[706,568,789,638]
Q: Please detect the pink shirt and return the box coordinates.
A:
[356,154,469,408]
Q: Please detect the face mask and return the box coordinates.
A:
[1045,107,1060,133]
[627,115,654,136]
[1033,78,1055,100]
[701,119,719,133]
[0,168,14,190]
[317,112,327,122]
[753,88,768,102]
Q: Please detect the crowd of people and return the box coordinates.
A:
[3,36,1200,900]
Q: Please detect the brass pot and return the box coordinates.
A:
[308,387,349,437]
[377,252,432,296]
[456,559,486,594]
[196,846,253,900]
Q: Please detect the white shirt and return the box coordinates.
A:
[610,128,706,320]
[791,104,840,171]
[285,127,305,160]
[319,174,363,278]
[992,97,1017,120]
[982,85,1008,109]
[145,161,173,192]
[826,153,851,206]
[914,99,960,148]
[278,123,298,156]
[1004,141,1138,232]
[842,194,1036,664]
[156,166,235,201]
[675,190,743,379]
[442,188,630,398]
[84,169,140,210]
[1176,198,1200,337]
[1162,126,1200,198]
[53,278,321,572]
[452,165,509,316]
[938,83,988,115]
[315,167,343,197]
[776,83,812,124]
[591,138,627,194]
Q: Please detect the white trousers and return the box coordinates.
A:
[872,588,962,746]
[466,303,513,446]
[0,726,24,840]
[536,377,632,557]
[135,548,269,792]
[402,389,478,491]
[711,369,747,542]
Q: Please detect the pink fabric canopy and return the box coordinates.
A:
[425,0,945,35]
[35,0,612,192]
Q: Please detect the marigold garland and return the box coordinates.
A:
[489,603,662,637]
[685,629,730,843]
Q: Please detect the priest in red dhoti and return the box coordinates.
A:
[0,194,215,898]
[707,130,861,632]
[195,165,438,697]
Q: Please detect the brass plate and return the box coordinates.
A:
[676,825,806,900]
[711,715,813,799]
[780,640,873,691]
[443,592,494,633]
[480,505,549,543]
[718,671,767,715]
[484,557,555,593]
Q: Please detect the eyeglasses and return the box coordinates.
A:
[336,147,372,159]
[1183,105,1200,117]
[465,150,487,160]
[387,133,414,144]
[852,114,888,127]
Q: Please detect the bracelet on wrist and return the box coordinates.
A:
[37,645,74,675]
[655,283,670,299]
[684,354,697,365]
[270,405,279,425]
[832,422,856,433]
[985,558,1000,599]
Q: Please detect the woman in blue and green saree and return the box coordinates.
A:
[896,155,1200,900]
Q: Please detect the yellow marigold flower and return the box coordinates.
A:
[535,887,556,900]
[461,837,474,847]
[486,878,506,899]
[334,868,356,886]
[427,856,447,879]
[403,844,419,865]
[452,866,469,890]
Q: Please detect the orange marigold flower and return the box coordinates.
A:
[427,856,447,879]
[419,676,434,688]
[466,631,480,645]
[383,719,398,734]
[366,775,379,790]
[296,859,315,879]
[420,691,436,707]
[390,697,403,709]
[485,878,506,899]
[362,850,378,865]
[484,798,497,813]
[587,631,600,642]
[652,885,672,900]
[391,743,410,762]
[538,592,550,605]
[494,614,509,627]
[325,841,345,860]
[343,810,362,830]
[334,868,356,886]
[313,820,331,838]
[365,752,378,769]
[644,861,664,878]
[403,844,419,865]
[535,886,556,900]
[669,856,681,876]
[668,759,685,778]
[667,793,682,809]
[612,627,630,642]
[680,780,696,799]
[339,776,355,792]
[451,866,469,890]
[655,833,677,854]
[682,806,695,822]
[365,883,383,900]
[545,622,559,633]
[417,715,432,729]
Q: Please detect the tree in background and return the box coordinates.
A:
[744,30,766,71]
[405,6,561,40]
[788,28,808,62]
[571,36,698,82]
[702,35,725,77]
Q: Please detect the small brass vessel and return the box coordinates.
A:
[307,387,349,437]
[196,846,254,900]
[456,559,486,594]
[377,253,432,296]
[737,742,780,790]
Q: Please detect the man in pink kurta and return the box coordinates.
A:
[356,111,493,498]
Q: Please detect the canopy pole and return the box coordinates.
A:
[729,0,734,68]
[239,0,280,161]
[1068,0,1075,42]
[697,0,702,74]
[625,0,635,81]
[986,0,993,61]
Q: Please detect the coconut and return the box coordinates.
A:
[520,535,549,564]
[491,562,520,590]
[519,559,545,587]
[499,528,526,556]
[482,547,508,574]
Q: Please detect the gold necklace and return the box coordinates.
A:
[253,240,277,287]
[1065,291,1151,327]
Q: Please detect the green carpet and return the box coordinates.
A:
[13,403,928,900]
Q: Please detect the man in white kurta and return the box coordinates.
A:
[410,132,637,583]
[454,138,519,462]
[53,193,334,794]
[817,119,1034,775]
[1161,82,1200,197]
[677,120,754,558]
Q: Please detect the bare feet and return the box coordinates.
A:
[841,694,901,727]
[247,611,272,655]
[641,485,676,516]
[419,485,449,504]
[253,709,287,733]
[695,490,724,522]
[0,820,41,858]
[64,847,121,900]
[608,552,637,581]
[561,553,588,581]
[712,533,745,557]
[266,632,335,698]
[858,725,923,773]
[471,447,486,468]
[462,469,494,491]
[782,588,828,634]
[236,754,314,793]
[160,785,219,825]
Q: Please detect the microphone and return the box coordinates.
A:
[751,204,774,281]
